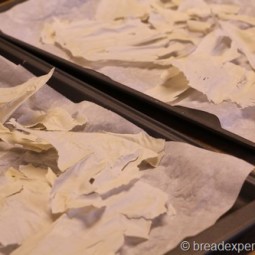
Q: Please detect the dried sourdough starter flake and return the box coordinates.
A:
[209,4,240,15]
[172,57,255,107]
[11,181,167,255]
[39,0,255,108]
[9,121,165,171]
[0,68,170,255]
[0,127,52,153]
[41,19,169,63]
[0,69,53,124]
[22,107,86,131]
[221,22,255,70]
[0,166,52,246]
[95,0,149,21]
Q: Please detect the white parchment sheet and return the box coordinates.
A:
[0,54,254,255]
[0,0,255,143]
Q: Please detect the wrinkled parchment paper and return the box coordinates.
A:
[0,54,254,255]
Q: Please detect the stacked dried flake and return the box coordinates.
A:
[41,0,255,107]
[0,71,170,255]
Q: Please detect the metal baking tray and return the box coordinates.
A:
[1,37,255,255]
[0,0,26,12]
[1,32,255,165]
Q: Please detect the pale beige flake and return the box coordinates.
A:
[151,0,181,9]
[0,166,52,246]
[221,22,255,70]
[192,28,240,63]
[0,126,51,152]
[18,164,48,181]
[12,180,168,255]
[187,20,212,33]
[41,18,168,63]
[7,122,164,214]
[48,132,164,212]
[46,168,57,186]
[49,159,107,213]
[149,5,189,32]
[95,0,149,21]
[167,28,201,45]
[209,4,240,15]
[178,0,211,18]
[0,181,23,207]
[40,6,201,65]
[10,121,164,172]
[0,69,53,124]
[122,216,151,239]
[11,211,125,255]
[218,13,255,27]
[23,107,86,131]
[92,152,141,195]
[40,22,56,44]
[104,181,168,219]
[145,72,189,102]
[107,132,165,165]
[172,56,255,107]
[88,44,176,63]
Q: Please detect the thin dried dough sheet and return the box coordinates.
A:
[221,21,255,70]
[145,72,189,102]
[0,127,52,153]
[0,70,53,124]
[178,0,211,18]
[41,19,168,63]
[187,20,213,33]
[191,28,240,63]
[41,17,200,65]
[10,121,165,171]
[0,166,53,246]
[218,13,255,26]
[95,0,149,21]
[209,3,240,15]
[22,107,86,131]
[12,180,168,255]
[172,56,255,107]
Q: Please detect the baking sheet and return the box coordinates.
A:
[0,55,254,255]
[1,0,255,144]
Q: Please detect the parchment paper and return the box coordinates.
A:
[1,0,255,143]
[0,54,254,255]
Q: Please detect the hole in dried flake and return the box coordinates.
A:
[89,178,95,184]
